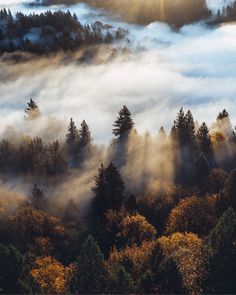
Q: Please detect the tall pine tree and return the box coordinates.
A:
[113,105,134,139]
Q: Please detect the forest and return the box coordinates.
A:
[0,9,126,54]
[0,99,236,294]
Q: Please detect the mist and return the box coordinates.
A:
[0,0,236,209]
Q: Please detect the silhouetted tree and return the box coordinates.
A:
[113,105,134,139]
[217,109,229,121]
[197,122,213,161]
[92,163,125,220]
[25,98,40,120]
[78,120,92,148]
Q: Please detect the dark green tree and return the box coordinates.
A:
[0,244,41,294]
[92,162,125,219]
[196,122,213,160]
[222,168,236,210]
[113,105,134,139]
[70,235,107,294]
[205,207,236,294]
[108,265,134,294]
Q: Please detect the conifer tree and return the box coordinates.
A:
[113,105,134,138]
[78,120,92,148]
[30,184,46,210]
[205,207,236,293]
[222,168,236,210]
[92,163,125,219]
[217,109,229,121]
[70,235,107,294]
[25,98,40,120]
[196,122,213,158]
[0,244,41,294]
[66,118,79,146]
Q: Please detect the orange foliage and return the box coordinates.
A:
[166,196,217,236]
[31,256,72,294]
[159,232,206,294]
[108,240,157,276]
[118,213,157,245]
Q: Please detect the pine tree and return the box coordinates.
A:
[78,120,92,148]
[0,244,41,294]
[205,207,236,293]
[66,118,79,146]
[113,105,134,138]
[70,235,107,294]
[108,266,134,293]
[222,168,236,210]
[185,110,196,146]
[217,109,229,120]
[196,122,213,158]
[92,163,125,219]
[30,184,46,210]
[25,98,40,120]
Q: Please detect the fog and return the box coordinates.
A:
[0,0,236,207]
[1,20,236,144]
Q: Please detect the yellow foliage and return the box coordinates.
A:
[166,196,217,235]
[119,214,157,245]
[11,206,65,240]
[211,131,226,147]
[108,240,157,276]
[159,232,206,294]
[31,256,72,294]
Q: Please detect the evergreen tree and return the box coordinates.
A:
[30,184,46,210]
[185,110,196,146]
[205,207,236,293]
[172,108,197,186]
[78,120,92,148]
[46,140,66,175]
[196,122,213,158]
[70,235,107,294]
[66,118,79,165]
[217,109,229,121]
[0,244,41,294]
[66,118,79,146]
[25,98,40,120]
[92,162,125,219]
[113,105,134,138]
[222,168,236,210]
[108,265,134,294]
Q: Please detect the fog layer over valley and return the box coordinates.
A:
[0,0,235,203]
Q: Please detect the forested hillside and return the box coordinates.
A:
[0,100,236,294]
[0,9,126,54]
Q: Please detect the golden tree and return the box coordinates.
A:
[31,256,72,294]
